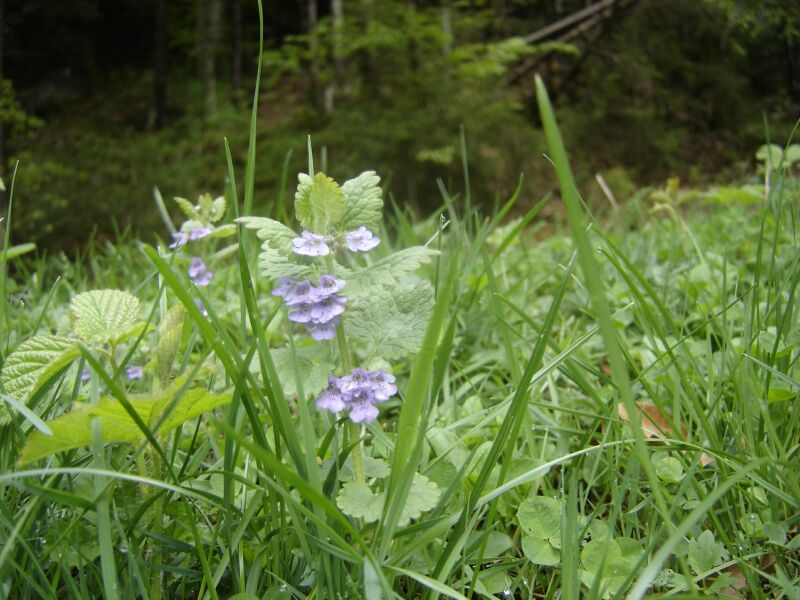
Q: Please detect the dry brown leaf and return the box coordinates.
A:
[616,402,687,439]
[718,564,747,598]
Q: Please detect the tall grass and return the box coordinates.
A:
[0,12,799,599]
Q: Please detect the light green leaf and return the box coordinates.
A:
[347,283,434,359]
[740,513,763,536]
[400,472,440,526]
[337,482,385,522]
[521,536,560,566]
[345,247,439,297]
[3,243,36,260]
[581,538,641,599]
[338,455,391,482]
[236,216,298,251]
[763,522,787,546]
[258,242,315,281]
[654,455,683,483]
[70,290,140,344]
[0,335,80,424]
[294,172,346,233]
[0,399,9,426]
[174,197,199,220]
[20,385,231,464]
[517,496,562,545]
[688,530,726,575]
[152,304,185,387]
[340,171,383,232]
[785,144,800,164]
[756,143,784,165]
[268,345,334,398]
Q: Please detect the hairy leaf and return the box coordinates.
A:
[20,385,231,464]
[347,283,434,359]
[266,345,334,398]
[236,216,298,251]
[152,304,185,387]
[345,247,439,297]
[0,335,80,425]
[258,243,315,281]
[340,171,383,231]
[70,290,140,344]
[294,173,346,233]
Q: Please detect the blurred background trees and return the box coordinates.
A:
[0,0,797,249]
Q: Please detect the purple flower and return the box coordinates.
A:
[126,365,144,381]
[317,274,346,295]
[189,226,213,241]
[315,377,347,412]
[314,367,399,423]
[307,318,339,341]
[344,226,380,252]
[292,230,330,257]
[369,370,397,401]
[287,303,314,323]
[81,368,91,383]
[310,294,346,323]
[284,280,317,305]
[348,392,380,423]
[169,231,189,250]
[188,257,213,286]
[272,277,296,298]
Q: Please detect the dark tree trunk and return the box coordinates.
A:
[232,0,242,101]
[152,0,168,128]
[199,0,222,116]
[0,0,5,176]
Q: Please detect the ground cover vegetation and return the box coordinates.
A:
[1,33,799,595]
[0,0,798,250]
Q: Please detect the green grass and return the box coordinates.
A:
[1,70,799,600]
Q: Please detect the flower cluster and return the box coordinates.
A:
[290,227,380,257]
[315,368,397,423]
[169,225,213,250]
[272,275,346,341]
[188,257,213,286]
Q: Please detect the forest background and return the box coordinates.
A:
[0,0,798,251]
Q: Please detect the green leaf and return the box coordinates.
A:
[688,530,726,575]
[70,290,140,344]
[3,243,36,260]
[756,143,784,165]
[337,482,385,522]
[654,455,683,483]
[740,513,763,536]
[581,538,641,599]
[20,385,231,464]
[336,473,439,525]
[268,345,334,398]
[294,172,346,233]
[400,472,440,526]
[763,522,787,546]
[236,216,298,251]
[0,335,80,424]
[174,196,199,220]
[517,496,562,545]
[152,304,185,387]
[785,144,800,164]
[338,455,391,482]
[345,247,440,297]
[257,242,314,281]
[347,283,434,360]
[340,171,383,232]
[521,536,560,566]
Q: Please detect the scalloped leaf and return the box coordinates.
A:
[267,345,334,398]
[340,171,383,231]
[336,482,385,522]
[258,243,315,281]
[236,216,298,250]
[20,385,231,464]
[347,283,434,359]
[336,473,439,525]
[70,290,140,344]
[294,172,346,233]
[345,247,439,297]
[174,197,199,220]
[0,335,81,425]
